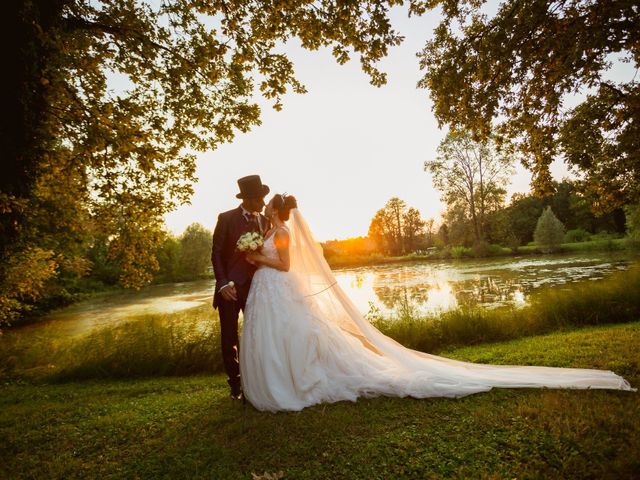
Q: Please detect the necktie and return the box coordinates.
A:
[245,213,259,232]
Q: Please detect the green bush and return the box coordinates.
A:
[470,241,506,257]
[488,243,507,255]
[534,207,565,253]
[471,241,490,257]
[564,228,591,243]
[590,232,615,241]
[451,246,471,258]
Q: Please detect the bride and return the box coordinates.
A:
[240,194,634,412]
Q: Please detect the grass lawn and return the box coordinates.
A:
[1,322,638,479]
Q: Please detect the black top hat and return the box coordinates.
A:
[236,175,270,199]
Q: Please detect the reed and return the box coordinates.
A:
[53,305,223,380]
[0,304,222,381]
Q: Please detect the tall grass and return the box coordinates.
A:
[0,304,222,381]
[2,265,639,382]
[54,307,223,381]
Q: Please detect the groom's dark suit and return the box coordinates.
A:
[211,206,268,392]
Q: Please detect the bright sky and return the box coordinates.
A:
[162,5,608,242]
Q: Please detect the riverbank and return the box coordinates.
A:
[326,237,633,269]
[1,321,638,479]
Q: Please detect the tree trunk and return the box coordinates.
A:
[1,0,65,273]
[468,184,481,243]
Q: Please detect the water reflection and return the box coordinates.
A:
[334,253,635,318]
[26,279,215,336]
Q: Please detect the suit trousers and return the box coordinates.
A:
[216,281,251,390]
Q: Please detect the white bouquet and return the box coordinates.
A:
[236,231,264,252]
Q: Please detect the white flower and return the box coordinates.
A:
[236,232,265,252]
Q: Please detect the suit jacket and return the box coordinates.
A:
[211,206,269,309]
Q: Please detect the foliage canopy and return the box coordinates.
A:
[417,0,640,206]
[2,0,407,323]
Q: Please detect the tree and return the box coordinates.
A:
[386,198,407,254]
[424,218,435,247]
[179,223,213,279]
[534,207,565,253]
[403,207,425,252]
[442,202,475,247]
[416,0,640,206]
[425,131,513,244]
[368,208,395,255]
[437,223,450,246]
[504,193,544,246]
[368,198,426,255]
[2,0,406,323]
[500,181,626,249]
[624,203,640,243]
[155,235,181,283]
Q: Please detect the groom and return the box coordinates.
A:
[211,175,270,400]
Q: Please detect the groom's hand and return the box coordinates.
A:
[220,285,238,302]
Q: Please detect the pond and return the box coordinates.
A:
[335,252,635,317]
[11,251,638,337]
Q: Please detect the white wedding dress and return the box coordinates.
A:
[240,209,634,412]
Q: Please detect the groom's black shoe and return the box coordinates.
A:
[230,384,243,401]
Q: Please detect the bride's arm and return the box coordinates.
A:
[246,230,290,272]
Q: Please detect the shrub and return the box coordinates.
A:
[625,203,640,249]
[534,207,565,253]
[451,246,471,258]
[591,231,617,241]
[469,241,506,257]
[564,228,591,243]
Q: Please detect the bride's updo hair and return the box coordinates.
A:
[273,193,297,221]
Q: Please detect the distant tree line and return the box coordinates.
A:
[89,223,213,286]
[421,131,631,253]
[357,179,633,260]
[441,179,627,250]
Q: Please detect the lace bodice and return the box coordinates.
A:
[261,226,289,262]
